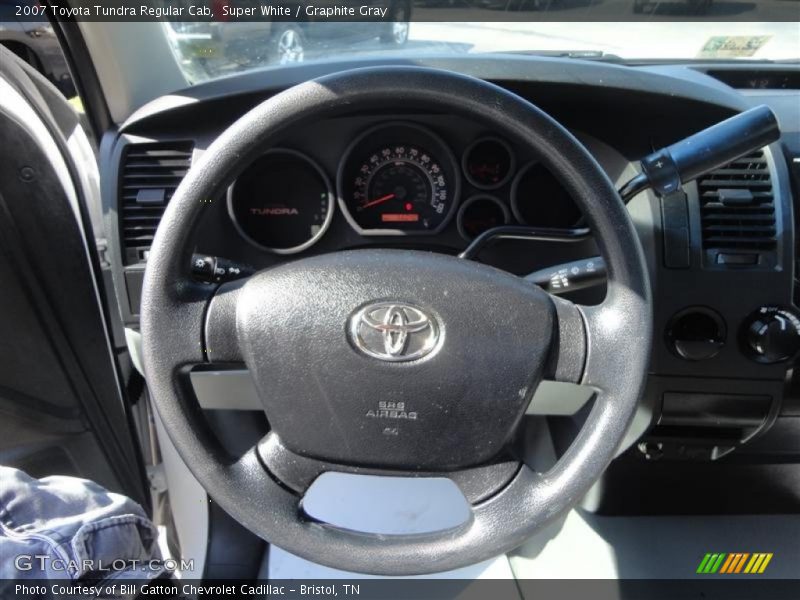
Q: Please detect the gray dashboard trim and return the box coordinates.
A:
[189,368,598,416]
[190,370,261,411]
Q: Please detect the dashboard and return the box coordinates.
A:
[99,55,800,465]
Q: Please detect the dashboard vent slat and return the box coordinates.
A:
[119,142,193,264]
[698,149,777,256]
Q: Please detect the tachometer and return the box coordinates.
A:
[338,123,460,235]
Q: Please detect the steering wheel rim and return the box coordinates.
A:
[141,66,652,575]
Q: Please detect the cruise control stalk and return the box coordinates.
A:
[464,105,781,294]
[623,104,780,200]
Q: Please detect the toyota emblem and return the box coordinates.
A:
[349,302,440,362]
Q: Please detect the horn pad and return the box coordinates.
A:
[236,249,555,470]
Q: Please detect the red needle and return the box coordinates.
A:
[360,193,395,209]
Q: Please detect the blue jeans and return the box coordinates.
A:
[0,466,168,593]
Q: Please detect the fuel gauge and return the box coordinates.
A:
[457,195,510,241]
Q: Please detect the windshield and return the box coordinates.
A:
[166,20,799,85]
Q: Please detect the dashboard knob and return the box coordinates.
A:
[745,307,800,363]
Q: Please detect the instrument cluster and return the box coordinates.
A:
[226,121,583,254]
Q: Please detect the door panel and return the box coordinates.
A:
[0,46,147,506]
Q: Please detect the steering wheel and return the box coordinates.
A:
[141,67,651,575]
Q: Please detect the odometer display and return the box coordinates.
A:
[338,123,460,235]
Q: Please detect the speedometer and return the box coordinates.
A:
[352,146,449,231]
[338,123,460,235]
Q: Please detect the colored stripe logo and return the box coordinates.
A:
[697,552,773,574]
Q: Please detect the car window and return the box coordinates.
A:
[165,18,799,85]
[0,8,77,103]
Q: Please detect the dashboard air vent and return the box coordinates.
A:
[119,142,193,264]
[699,149,776,261]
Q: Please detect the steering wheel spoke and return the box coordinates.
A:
[204,279,246,363]
[256,432,521,505]
[546,294,588,384]
[545,277,651,393]
[144,279,217,367]
[578,285,652,395]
